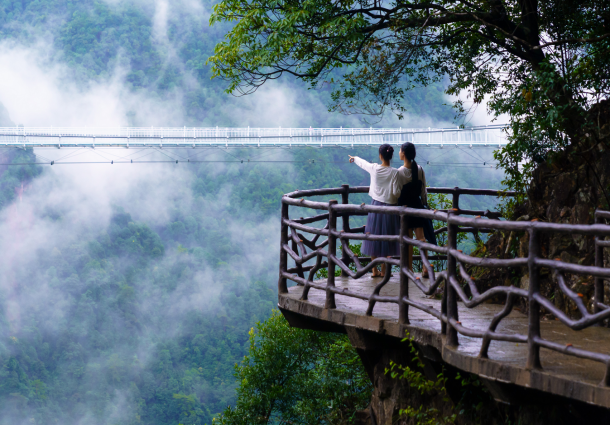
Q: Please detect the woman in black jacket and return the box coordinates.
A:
[396,142,431,277]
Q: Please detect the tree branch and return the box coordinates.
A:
[532,33,610,50]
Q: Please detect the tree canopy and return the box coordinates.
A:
[209,0,610,191]
[215,310,371,425]
[0,0,456,127]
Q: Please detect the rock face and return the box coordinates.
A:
[349,332,460,425]
[471,100,610,316]
[350,332,610,425]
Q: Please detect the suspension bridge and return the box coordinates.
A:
[0,125,507,148]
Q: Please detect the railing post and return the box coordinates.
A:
[446,213,459,346]
[326,200,338,309]
[595,212,604,319]
[292,238,305,279]
[452,187,460,210]
[441,290,447,335]
[526,227,542,369]
[341,184,351,277]
[278,201,289,294]
[399,212,410,325]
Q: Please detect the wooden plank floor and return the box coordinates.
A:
[279,274,610,408]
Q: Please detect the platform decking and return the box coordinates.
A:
[278,186,610,409]
[279,275,610,408]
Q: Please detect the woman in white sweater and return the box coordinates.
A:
[348,144,401,277]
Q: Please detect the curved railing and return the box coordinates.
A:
[278,185,610,385]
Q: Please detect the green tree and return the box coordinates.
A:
[0,148,42,208]
[215,310,372,425]
[210,0,610,191]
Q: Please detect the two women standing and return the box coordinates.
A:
[349,142,428,277]
[348,144,401,277]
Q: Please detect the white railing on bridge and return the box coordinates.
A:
[0,125,507,148]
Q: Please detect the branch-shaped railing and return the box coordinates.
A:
[278,185,610,385]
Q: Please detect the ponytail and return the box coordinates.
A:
[411,159,418,182]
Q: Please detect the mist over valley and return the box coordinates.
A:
[0,1,506,424]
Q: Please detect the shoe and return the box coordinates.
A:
[422,265,434,279]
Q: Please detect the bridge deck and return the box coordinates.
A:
[279,274,610,408]
[0,125,507,147]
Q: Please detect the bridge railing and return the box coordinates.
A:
[0,125,507,147]
[278,186,610,385]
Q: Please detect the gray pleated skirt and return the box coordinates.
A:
[361,200,400,257]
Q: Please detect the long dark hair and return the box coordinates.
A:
[379,144,394,162]
[401,142,418,179]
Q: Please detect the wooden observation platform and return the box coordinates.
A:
[277,185,610,409]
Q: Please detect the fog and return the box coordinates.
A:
[0,0,460,129]
[0,148,286,423]
[0,38,451,129]
[0,1,505,422]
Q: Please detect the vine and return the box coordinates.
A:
[386,332,495,424]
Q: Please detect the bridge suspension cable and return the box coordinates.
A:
[0,125,508,148]
[0,159,500,168]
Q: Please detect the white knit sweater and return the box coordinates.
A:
[353,157,402,204]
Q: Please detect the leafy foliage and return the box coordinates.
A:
[210,0,610,189]
[0,146,497,423]
[0,148,41,209]
[0,151,503,425]
[421,192,471,272]
[0,204,280,424]
[0,2,510,422]
[387,335,456,424]
[215,310,372,425]
[387,332,496,424]
[0,0,456,127]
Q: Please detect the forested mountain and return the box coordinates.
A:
[0,1,503,424]
[0,0,455,127]
[0,146,503,425]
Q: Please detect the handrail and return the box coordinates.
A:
[278,184,610,386]
[0,125,508,147]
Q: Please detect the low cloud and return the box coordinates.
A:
[0,40,187,127]
[0,150,283,423]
